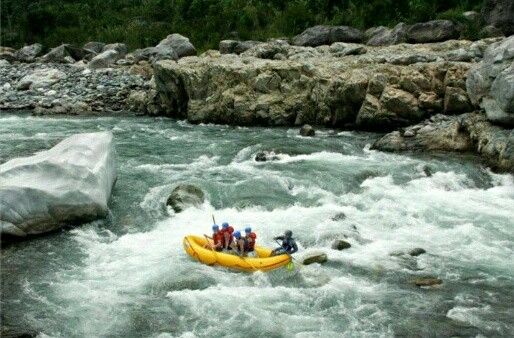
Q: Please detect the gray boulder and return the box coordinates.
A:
[102,43,128,58]
[16,68,66,90]
[293,25,363,47]
[466,36,514,126]
[41,44,93,63]
[132,46,178,62]
[409,248,426,256]
[219,40,262,54]
[88,50,121,69]
[157,34,196,58]
[14,43,43,62]
[166,184,205,213]
[407,20,459,43]
[83,41,105,53]
[372,114,472,152]
[367,23,409,46]
[0,132,117,237]
[482,0,514,36]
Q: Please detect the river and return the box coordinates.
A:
[1,113,513,337]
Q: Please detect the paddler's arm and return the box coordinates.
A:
[290,241,298,254]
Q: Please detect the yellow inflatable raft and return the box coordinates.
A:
[183,235,291,272]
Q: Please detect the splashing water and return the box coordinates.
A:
[1,113,513,337]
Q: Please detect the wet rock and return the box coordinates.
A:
[409,248,426,256]
[166,184,205,213]
[0,132,117,237]
[293,25,363,47]
[156,34,196,58]
[367,23,409,46]
[482,0,514,36]
[302,251,328,265]
[414,277,442,287]
[17,68,66,90]
[33,101,91,115]
[254,151,279,162]
[408,20,459,43]
[331,212,346,221]
[300,124,315,136]
[14,43,43,62]
[331,239,351,250]
[372,114,472,152]
[83,41,106,53]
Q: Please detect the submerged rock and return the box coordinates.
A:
[166,184,205,213]
[409,248,426,256]
[414,277,443,287]
[254,151,279,162]
[0,132,117,237]
[331,239,351,250]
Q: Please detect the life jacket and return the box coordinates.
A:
[282,237,295,251]
[220,226,234,244]
[212,231,224,246]
[244,232,257,251]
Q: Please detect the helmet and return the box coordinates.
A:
[245,227,252,233]
[234,231,241,238]
[285,230,293,237]
[212,224,219,232]
[222,222,229,229]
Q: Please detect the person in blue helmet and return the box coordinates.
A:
[231,230,246,256]
[244,226,257,257]
[272,230,298,256]
[205,224,223,251]
[220,222,234,250]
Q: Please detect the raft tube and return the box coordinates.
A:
[183,235,291,272]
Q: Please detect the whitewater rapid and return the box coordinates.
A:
[1,114,513,337]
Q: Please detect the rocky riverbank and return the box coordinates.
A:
[1,21,512,172]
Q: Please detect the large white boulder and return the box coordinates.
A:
[0,132,117,237]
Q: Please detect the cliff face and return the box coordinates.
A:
[153,39,497,130]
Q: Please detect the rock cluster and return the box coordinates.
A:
[0,62,150,113]
[373,113,514,173]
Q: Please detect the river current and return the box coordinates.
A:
[1,113,513,337]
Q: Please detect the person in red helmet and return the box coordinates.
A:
[220,222,234,250]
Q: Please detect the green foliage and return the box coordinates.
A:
[0,0,484,51]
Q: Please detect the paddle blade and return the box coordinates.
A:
[286,261,295,271]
